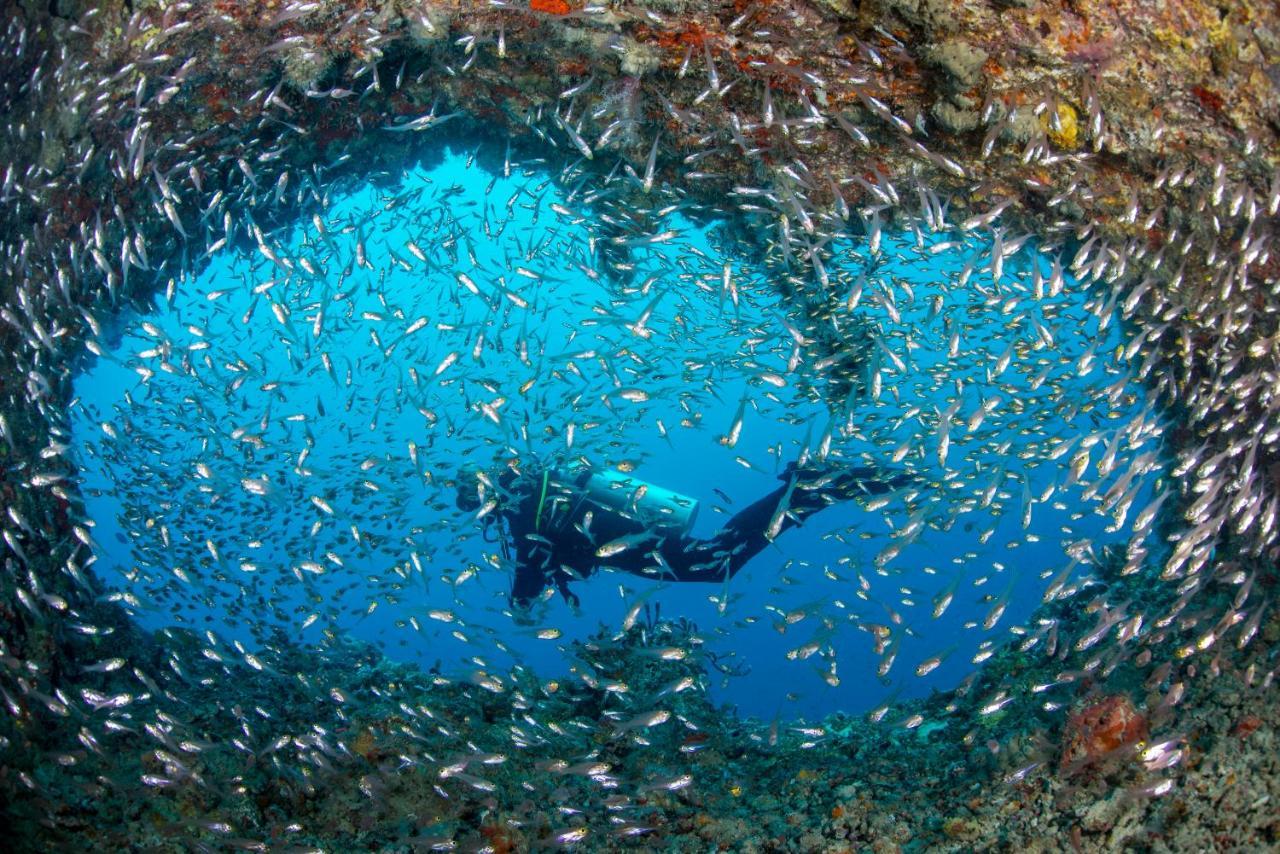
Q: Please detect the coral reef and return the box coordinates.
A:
[1059,694,1148,773]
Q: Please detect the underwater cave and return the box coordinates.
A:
[67,132,1167,725]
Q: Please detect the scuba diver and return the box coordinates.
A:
[455,459,914,611]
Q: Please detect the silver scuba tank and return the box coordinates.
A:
[573,468,700,535]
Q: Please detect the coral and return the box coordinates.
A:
[1041,101,1079,149]
[1078,789,1147,847]
[37,133,66,175]
[1231,715,1262,738]
[619,37,661,77]
[809,0,856,20]
[281,44,333,93]
[1059,695,1148,773]
[1190,84,1225,116]
[924,40,988,91]
[479,822,519,853]
[942,816,981,840]
[931,97,979,134]
[531,0,573,15]
[351,728,377,760]
[405,6,452,44]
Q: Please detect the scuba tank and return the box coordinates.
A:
[554,467,699,536]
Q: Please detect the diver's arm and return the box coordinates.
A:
[503,469,548,609]
[551,569,581,608]
[510,538,586,608]
[510,551,548,609]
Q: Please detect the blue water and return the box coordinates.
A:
[70,142,1163,722]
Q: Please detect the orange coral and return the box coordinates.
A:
[1059,695,1148,772]
[632,21,716,53]
[681,730,710,748]
[530,0,572,15]
[480,824,516,854]
[1232,715,1262,738]
[352,728,377,761]
[1191,85,1225,115]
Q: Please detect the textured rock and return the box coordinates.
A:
[925,40,989,90]
[932,97,981,134]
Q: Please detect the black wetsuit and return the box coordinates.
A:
[490,464,906,608]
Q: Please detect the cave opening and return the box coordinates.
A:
[66,126,1167,723]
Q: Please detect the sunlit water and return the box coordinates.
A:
[70,142,1164,721]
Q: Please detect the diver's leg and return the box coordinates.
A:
[659,484,793,582]
[660,465,910,583]
[779,462,915,497]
